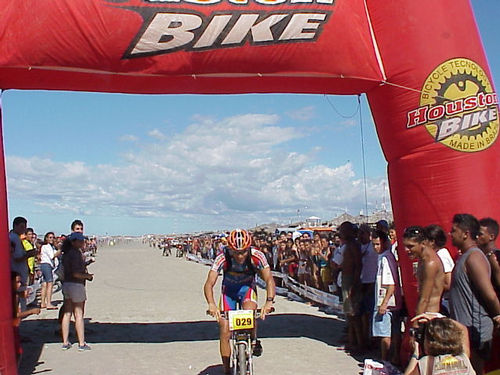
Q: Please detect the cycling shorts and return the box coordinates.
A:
[219,283,257,311]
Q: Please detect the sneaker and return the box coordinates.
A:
[252,340,263,357]
[78,343,91,351]
[61,343,72,350]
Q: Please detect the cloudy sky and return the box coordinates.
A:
[2,3,498,236]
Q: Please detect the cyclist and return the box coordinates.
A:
[204,228,276,374]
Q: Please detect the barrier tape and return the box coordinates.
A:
[186,253,343,313]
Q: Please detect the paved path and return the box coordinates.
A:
[19,242,363,375]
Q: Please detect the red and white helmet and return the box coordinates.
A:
[227,229,252,252]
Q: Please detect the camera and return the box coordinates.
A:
[409,323,427,347]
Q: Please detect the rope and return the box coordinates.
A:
[324,94,360,119]
[323,94,370,220]
[358,94,369,221]
[380,80,449,101]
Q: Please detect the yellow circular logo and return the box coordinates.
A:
[407,58,499,152]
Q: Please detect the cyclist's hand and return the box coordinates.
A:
[207,303,221,322]
[261,302,274,320]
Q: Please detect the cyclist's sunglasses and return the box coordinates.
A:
[229,248,249,255]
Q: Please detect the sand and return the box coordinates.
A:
[19,241,362,375]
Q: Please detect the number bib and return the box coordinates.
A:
[228,310,255,331]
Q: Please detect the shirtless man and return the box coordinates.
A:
[402,226,444,318]
[338,221,362,352]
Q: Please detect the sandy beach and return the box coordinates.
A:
[19,241,362,375]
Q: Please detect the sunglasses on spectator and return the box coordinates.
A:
[403,227,422,236]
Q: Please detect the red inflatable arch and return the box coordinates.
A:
[0,0,498,373]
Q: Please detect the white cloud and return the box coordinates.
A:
[119,134,139,142]
[286,106,316,121]
[6,113,389,232]
[147,128,167,140]
[340,119,357,128]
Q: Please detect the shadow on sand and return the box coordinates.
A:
[19,313,353,374]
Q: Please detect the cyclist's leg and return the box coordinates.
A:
[240,285,262,356]
[219,319,231,373]
[219,289,237,373]
[240,285,258,311]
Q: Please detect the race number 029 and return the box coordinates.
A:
[228,310,254,331]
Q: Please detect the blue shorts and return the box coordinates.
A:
[372,310,400,338]
[220,284,257,311]
[40,263,54,283]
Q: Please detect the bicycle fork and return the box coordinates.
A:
[233,333,253,375]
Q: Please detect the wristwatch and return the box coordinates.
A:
[266,297,275,303]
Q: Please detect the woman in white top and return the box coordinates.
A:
[40,232,61,309]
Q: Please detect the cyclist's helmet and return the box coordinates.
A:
[227,229,252,252]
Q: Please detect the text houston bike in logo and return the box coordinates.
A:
[406,57,499,152]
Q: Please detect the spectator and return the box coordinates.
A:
[425,224,454,314]
[377,220,391,251]
[71,219,84,233]
[449,213,500,374]
[279,239,298,278]
[310,242,321,289]
[389,223,399,260]
[297,239,311,285]
[477,217,500,296]
[318,237,331,292]
[40,232,62,309]
[404,313,474,375]
[359,224,378,351]
[22,228,36,285]
[330,235,345,297]
[403,226,444,317]
[11,272,40,366]
[339,221,362,353]
[9,217,36,311]
[333,233,341,248]
[61,232,94,351]
[372,229,402,364]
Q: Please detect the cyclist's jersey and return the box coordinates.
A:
[211,247,269,287]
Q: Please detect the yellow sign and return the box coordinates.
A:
[228,310,254,331]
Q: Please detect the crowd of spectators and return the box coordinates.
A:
[9,217,97,365]
[155,213,499,374]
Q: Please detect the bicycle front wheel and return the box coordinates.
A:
[237,343,247,375]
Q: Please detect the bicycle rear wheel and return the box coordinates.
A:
[237,343,247,375]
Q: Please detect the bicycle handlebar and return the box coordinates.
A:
[206,307,275,318]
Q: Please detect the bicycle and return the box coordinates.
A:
[215,308,272,375]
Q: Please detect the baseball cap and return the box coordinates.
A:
[376,220,389,229]
[69,232,85,241]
